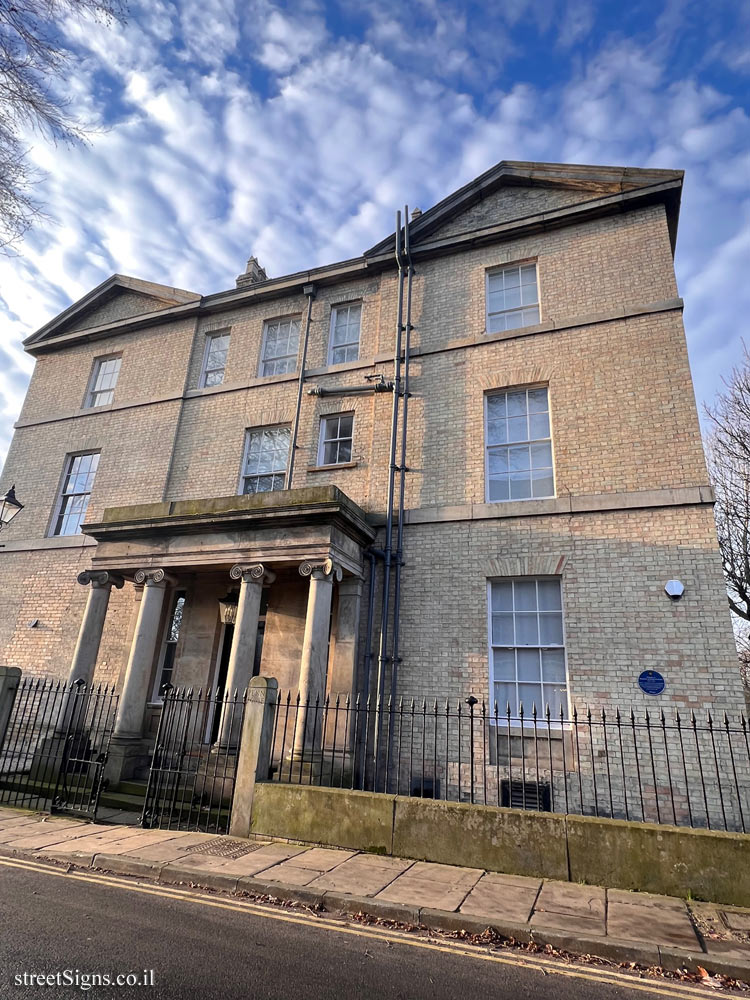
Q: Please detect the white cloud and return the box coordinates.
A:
[0,0,747,467]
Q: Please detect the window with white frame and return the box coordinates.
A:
[51,452,100,536]
[489,578,567,719]
[329,303,361,365]
[240,426,290,494]
[260,317,300,376]
[86,355,121,407]
[151,590,186,701]
[485,386,553,501]
[200,332,230,387]
[486,263,539,333]
[318,413,354,466]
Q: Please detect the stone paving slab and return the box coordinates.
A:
[460,873,541,923]
[85,829,195,856]
[260,864,323,886]
[119,832,215,861]
[531,881,607,936]
[308,856,414,896]
[44,825,148,858]
[406,861,484,885]
[607,900,698,949]
[376,871,481,911]
[608,888,688,912]
[0,817,80,842]
[285,848,357,870]
[1,820,108,846]
[6,823,95,850]
[723,911,750,932]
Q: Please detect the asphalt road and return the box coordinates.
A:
[0,856,707,1000]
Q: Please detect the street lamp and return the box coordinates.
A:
[218,591,238,625]
[0,485,23,530]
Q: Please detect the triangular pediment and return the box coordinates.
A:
[24,275,200,348]
[365,161,683,257]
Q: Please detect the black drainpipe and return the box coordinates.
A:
[374,211,405,764]
[286,283,316,489]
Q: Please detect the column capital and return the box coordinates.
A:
[230,563,276,585]
[77,570,125,590]
[133,568,176,588]
[299,558,343,582]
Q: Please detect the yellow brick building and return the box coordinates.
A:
[0,161,742,781]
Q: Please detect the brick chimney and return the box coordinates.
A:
[236,256,268,289]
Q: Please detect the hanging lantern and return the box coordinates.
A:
[218,591,239,625]
[0,485,24,529]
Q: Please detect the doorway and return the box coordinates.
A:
[207,622,234,744]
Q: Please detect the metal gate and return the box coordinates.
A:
[0,677,118,819]
[141,686,246,834]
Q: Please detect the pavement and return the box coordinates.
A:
[1,806,749,985]
[3,860,719,1000]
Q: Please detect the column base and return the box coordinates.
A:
[282,748,353,785]
[30,731,93,785]
[197,748,239,807]
[104,735,150,785]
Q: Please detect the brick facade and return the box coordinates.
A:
[0,161,743,730]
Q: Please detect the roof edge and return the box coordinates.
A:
[24,274,201,347]
[365,160,684,257]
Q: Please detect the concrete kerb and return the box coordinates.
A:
[4,844,750,983]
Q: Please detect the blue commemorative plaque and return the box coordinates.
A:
[638,670,665,696]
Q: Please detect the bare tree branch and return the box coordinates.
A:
[706,342,750,629]
[0,0,126,251]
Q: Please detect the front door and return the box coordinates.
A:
[207,623,234,744]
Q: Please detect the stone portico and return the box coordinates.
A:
[64,486,374,779]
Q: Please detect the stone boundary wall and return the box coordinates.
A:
[249,782,750,908]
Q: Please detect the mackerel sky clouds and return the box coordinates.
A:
[1,0,748,465]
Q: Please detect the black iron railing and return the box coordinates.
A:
[141,686,246,834]
[269,693,750,833]
[0,676,118,818]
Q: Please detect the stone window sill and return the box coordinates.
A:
[307,461,358,473]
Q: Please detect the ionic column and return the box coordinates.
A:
[293,558,341,758]
[113,569,173,739]
[67,570,124,688]
[215,563,275,750]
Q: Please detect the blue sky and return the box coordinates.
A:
[1,0,749,466]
